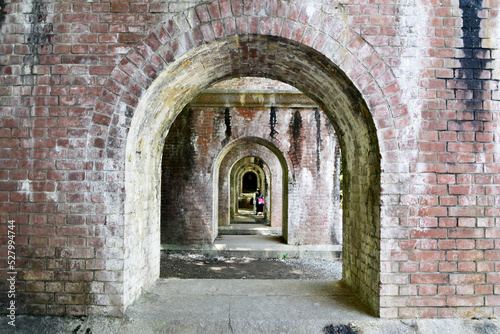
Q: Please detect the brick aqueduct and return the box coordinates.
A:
[0,0,499,319]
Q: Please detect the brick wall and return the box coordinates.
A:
[0,0,499,318]
[161,98,340,245]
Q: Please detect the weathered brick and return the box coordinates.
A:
[0,0,498,319]
[411,274,448,284]
[447,296,484,307]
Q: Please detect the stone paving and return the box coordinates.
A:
[1,279,498,334]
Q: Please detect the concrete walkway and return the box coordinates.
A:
[218,223,281,235]
[162,234,341,260]
[2,279,499,333]
[162,210,342,260]
[125,279,374,333]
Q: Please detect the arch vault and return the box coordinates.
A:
[124,34,381,315]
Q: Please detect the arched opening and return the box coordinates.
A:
[125,35,380,314]
[215,137,287,240]
[233,161,267,215]
[234,164,266,213]
[191,77,340,245]
[241,171,258,194]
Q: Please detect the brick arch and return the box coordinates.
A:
[215,136,295,179]
[231,158,270,217]
[122,33,381,315]
[95,0,414,316]
[215,137,288,240]
[89,0,412,163]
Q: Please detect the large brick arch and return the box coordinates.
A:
[86,1,412,316]
[89,1,411,161]
[121,35,384,314]
[2,0,498,321]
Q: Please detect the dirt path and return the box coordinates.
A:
[160,251,343,280]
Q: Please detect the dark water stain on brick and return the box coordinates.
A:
[24,0,54,83]
[224,107,232,137]
[315,108,322,172]
[221,107,232,146]
[288,109,303,164]
[0,0,6,29]
[455,0,493,116]
[270,106,278,138]
[124,105,134,118]
[459,0,483,49]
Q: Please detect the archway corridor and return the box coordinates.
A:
[126,34,381,318]
[2,0,498,326]
[160,77,342,262]
[151,77,372,329]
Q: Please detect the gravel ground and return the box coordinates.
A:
[160,251,343,280]
[280,258,343,280]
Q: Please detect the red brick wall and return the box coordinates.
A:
[0,0,498,318]
[161,104,340,245]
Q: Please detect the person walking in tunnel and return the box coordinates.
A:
[256,194,265,216]
[254,188,260,214]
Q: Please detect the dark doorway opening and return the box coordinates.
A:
[242,171,258,193]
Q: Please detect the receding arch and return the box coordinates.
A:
[124,34,380,315]
[232,159,269,216]
[233,162,268,214]
[241,170,259,194]
[214,137,289,239]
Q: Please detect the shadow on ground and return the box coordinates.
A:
[160,251,343,279]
